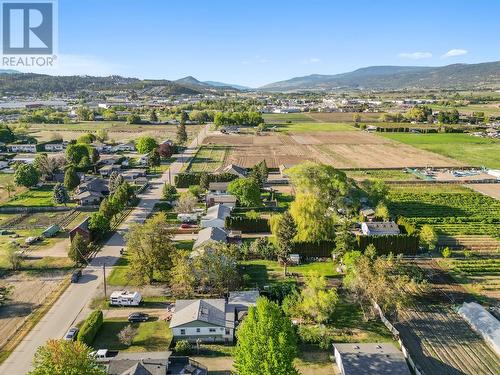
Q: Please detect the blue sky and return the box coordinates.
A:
[24,0,500,87]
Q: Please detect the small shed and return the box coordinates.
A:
[70,217,92,242]
[42,224,60,238]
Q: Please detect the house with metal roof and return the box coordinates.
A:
[200,204,231,228]
[361,221,400,236]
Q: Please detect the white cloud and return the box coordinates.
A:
[309,57,321,63]
[442,49,468,58]
[14,54,126,76]
[398,51,432,60]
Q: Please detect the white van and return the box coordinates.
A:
[109,291,142,306]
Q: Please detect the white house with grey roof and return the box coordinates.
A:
[192,227,227,251]
[170,291,259,344]
[361,221,400,236]
[200,204,231,228]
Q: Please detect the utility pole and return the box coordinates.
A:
[103,264,107,298]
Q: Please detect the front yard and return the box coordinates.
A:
[92,318,172,352]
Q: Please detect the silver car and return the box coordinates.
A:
[63,327,79,341]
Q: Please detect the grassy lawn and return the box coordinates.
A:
[187,145,229,173]
[240,259,338,287]
[378,133,500,168]
[273,122,356,133]
[1,186,63,207]
[92,318,172,352]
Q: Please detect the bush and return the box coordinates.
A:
[174,172,237,188]
[174,340,191,355]
[442,247,452,258]
[77,310,103,346]
[297,325,333,350]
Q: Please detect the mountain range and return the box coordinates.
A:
[0,61,499,95]
[259,61,500,91]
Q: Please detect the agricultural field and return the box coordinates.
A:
[345,168,420,181]
[388,184,500,239]
[438,257,500,301]
[378,133,500,169]
[185,145,229,172]
[430,103,500,117]
[20,121,203,144]
[202,128,463,169]
[263,112,382,123]
[0,186,63,208]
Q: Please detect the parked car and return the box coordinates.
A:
[71,269,82,283]
[180,223,194,229]
[63,327,79,341]
[128,312,149,323]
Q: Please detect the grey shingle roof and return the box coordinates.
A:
[193,227,227,249]
[170,299,227,328]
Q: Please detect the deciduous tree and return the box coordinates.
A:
[227,177,261,207]
[135,136,157,153]
[14,163,39,188]
[234,297,299,375]
[68,233,89,265]
[419,224,437,251]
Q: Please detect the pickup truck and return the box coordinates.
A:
[90,349,119,360]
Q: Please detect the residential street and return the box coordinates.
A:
[0,124,210,375]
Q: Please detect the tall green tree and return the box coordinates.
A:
[14,164,39,188]
[108,171,124,193]
[52,183,69,205]
[334,223,357,257]
[88,212,111,239]
[147,148,161,169]
[289,193,336,242]
[227,177,261,207]
[68,233,89,265]
[135,136,157,153]
[234,297,299,375]
[65,144,90,166]
[28,339,105,375]
[149,110,158,122]
[274,211,297,276]
[419,224,438,251]
[64,166,80,190]
[176,122,188,144]
[126,213,175,283]
[162,183,177,201]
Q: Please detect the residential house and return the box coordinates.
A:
[99,155,123,166]
[208,182,229,195]
[44,143,64,152]
[120,169,147,182]
[74,190,103,206]
[333,343,411,375]
[77,177,109,196]
[200,204,231,228]
[215,164,247,178]
[170,291,258,344]
[99,164,122,177]
[206,194,237,208]
[69,217,91,242]
[113,143,135,152]
[361,221,400,236]
[11,154,36,164]
[193,227,227,250]
[97,351,207,375]
[7,144,36,153]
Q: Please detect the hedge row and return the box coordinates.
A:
[376,127,438,133]
[291,241,336,258]
[174,172,237,188]
[77,310,103,346]
[357,235,419,255]
[225,216,270,232]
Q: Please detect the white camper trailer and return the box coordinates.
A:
[109,291,142,306]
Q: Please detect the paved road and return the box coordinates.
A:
[0,124,210,375]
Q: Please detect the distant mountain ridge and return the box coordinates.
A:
[259,61,500,91]
[175,76,247,91]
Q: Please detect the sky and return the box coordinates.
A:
[13,0,500,87]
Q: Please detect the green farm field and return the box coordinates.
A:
[378,133,500,168]
[388,184,500,238]
[186,145,229,172]
[273,122,356,133]
[430,103,500,117]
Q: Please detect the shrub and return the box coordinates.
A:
[297,325,333,350]
[174,340,191,355]
[442,247,452,258]
[174,172,237,188]
[77,310,103,346]
[225,216,270,233]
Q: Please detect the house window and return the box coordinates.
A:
[180,329,185,335]
[209,328,216,333]
[196,328,200,333]
[225,329,231,335]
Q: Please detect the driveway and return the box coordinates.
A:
[0,124,210,375]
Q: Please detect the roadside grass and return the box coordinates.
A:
[272,122,356,133]
[378,133,500,169]
[92,318,172,352]
[239,259,338,287]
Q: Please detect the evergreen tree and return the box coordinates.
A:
[147,148,161,169]
[52,183,69,206]
[68,233,89,265]
[149,110,158,122]
[108,171,124,193]
[64,167,80,190]
[275,211,297,276]
[176,122,188,144]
